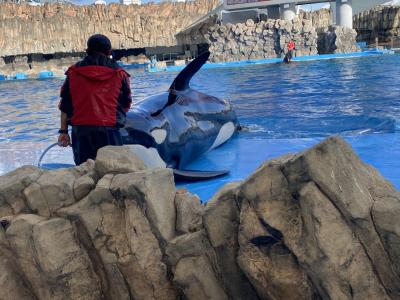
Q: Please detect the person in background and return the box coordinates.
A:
[58,34,132,165]
[284,40,295,64]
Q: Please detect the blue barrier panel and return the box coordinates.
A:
[15,73,28,80]
[0,74,5,81]
[38,71,54,79]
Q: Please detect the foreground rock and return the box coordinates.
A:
[0,138,399,299]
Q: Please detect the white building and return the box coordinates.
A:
[94,0,106,5]
[120,0,141,5]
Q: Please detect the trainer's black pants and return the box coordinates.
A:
[71,126,123,165]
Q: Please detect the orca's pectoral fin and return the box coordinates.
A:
[173,169,229,181]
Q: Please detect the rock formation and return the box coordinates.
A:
[205,18,359,62]
[318,25,361,54]
[299,8,332,29]
[1,137,400,299]
[0,0,219,58]
[354,5,400,42]
[206,18,318,62]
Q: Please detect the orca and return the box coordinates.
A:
[121,51,239,180]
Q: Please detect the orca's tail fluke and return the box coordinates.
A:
[173,169,228,182]
[169,51,210,92]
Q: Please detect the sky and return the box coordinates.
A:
[300,3,329,10]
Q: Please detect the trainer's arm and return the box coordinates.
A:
[58,77,72,147]
[121,76,132,112]
[60,112,68,131]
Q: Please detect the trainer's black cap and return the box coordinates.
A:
[87,34,112,55]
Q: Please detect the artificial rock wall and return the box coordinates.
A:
[206,18,359,63]
[206,18,318,62]
[0,0,219,58]
[299,8,332,29]
[354,5,400,42]
[318,25,360,54]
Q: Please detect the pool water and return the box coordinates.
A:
[0,55,399,201]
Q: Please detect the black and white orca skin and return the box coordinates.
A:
[120,51,239,180]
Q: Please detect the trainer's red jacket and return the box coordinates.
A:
[288,41,295,51]
[59,54,132,128]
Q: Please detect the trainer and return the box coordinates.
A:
[58,34,132,165]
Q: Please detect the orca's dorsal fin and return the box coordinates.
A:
[169,51,210,91]
[151,51,210,117]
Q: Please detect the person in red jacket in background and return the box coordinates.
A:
[284,40,295,64]
[58,34,132,165]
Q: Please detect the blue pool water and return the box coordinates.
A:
[0,54,399,201]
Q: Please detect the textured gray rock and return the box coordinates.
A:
[237,136,400,299]
[174,255,228,300]
[0,139,399,300]
[0,166,42,217]
[203,183,259,300]
[0,226,37,300]
[299,8,332,29]
[95,145,146,177]
[59,184,178,299]
[205,13,363,62]
[23,168,79,217]
[175,190,203,234]
[6,214,102,300]
[110,168,177,244]
[318,25,361,54]
[73,174,96,201]
[354,5,400,42]
[207,18,319,62]
[282,136,400,298]
[237,200,316,300]
[166,230,211,266]
[166,229,230,300]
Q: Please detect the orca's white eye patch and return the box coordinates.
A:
[151,129,167,144]
[210,122,235,150]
